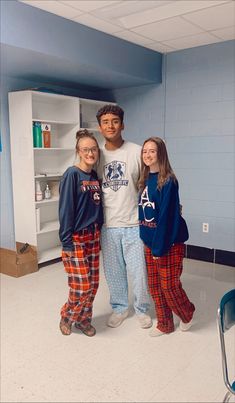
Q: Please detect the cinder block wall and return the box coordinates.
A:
[112,40,235,255]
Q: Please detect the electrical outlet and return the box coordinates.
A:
[202,223,209,233]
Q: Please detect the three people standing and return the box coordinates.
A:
[59,104,195,338]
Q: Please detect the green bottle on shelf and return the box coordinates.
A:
[33,122,42,147]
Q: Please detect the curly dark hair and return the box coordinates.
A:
[96,104,124,125]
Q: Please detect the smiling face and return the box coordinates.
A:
[98,113,124,146]
[77,137,99,171]
[142,141,159,172]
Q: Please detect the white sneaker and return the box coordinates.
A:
[149,327,166,337]
[179,317,194,331]
[107,310,129,328]
[136,314,152,329]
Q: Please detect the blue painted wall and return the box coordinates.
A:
[111,41,235,252]
[165,41,235,252]
[109,82,166,144]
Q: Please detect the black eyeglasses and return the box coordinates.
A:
[79,147,99,154]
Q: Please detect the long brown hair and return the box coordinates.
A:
[138,137,177,191]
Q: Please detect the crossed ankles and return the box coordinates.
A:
[75,323,96,337]
[59,318,96,337]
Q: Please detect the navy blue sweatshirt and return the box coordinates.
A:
[59,166,103,251]
[139,173,189,257]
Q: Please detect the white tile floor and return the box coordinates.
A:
[1,257,235,403]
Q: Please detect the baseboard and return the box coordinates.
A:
[215,249,235,267]
[38,257,62,268]
[186,245,235,267]
[38,247,234,268]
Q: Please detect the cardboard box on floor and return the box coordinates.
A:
[0,242,38,277]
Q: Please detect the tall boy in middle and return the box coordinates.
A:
[97,104,152,329]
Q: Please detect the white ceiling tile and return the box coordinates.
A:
[118,0,227,29]
[211,26,235,40]
[114,30,155,46]
[132,17,203,42]
[164,32,223,50]
[19,0,235,52]
[20,1,81,18]
[146,42,175,53]
[60,1,120,12]
[72,14,121,34]
[92,1,172,20]
[183,2,235,31]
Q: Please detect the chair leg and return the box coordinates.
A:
[223,391,232,403]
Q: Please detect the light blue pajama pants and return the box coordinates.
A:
[101,226,150,315]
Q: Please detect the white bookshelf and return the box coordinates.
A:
[38,246,62,264]
[37,220,60,234]
[8,90,113,265]
[35,197,59,206]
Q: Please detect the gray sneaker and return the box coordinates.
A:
[136,313,153,329]
[107,310,129,328]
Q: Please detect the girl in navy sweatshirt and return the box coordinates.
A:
[139,137,195,337]
[59,129,103,336]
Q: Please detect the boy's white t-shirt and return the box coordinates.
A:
[98,141,141,227]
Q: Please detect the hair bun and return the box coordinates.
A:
[76,129,91,140]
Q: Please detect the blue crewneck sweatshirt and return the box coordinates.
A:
[59,166,103,251]
[139,172,189,257]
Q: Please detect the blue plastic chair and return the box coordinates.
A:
[217,289,235,402]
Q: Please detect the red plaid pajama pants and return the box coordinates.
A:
[61,225,100,327]
[145,243,195,333]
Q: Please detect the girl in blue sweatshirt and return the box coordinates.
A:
[59,129,103,336]
[139,137,195,337]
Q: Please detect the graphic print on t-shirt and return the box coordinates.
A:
[103,160,129,192]
[92,190,101,205]
[80,180,101,205]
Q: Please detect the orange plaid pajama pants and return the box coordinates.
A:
[61,225,100,327]
[145,243,195,333]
